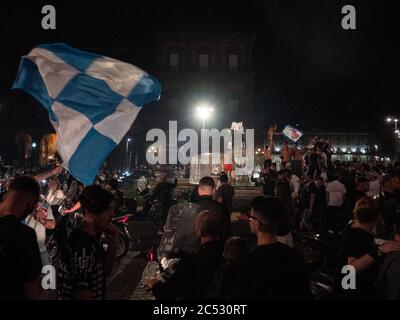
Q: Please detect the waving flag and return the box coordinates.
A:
[282,125,303,142]
[13,43,161,185]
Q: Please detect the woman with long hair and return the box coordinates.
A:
[47,177,65,222]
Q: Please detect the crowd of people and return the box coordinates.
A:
[1,151,400,300]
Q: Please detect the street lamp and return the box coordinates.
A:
[31,143,37,167]
[195,103,214,129]
[126,138,131,170]
[385,116,400,161]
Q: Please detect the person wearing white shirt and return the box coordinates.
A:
[290,173,301,200]
[25,205,55,266]
[325,176,347,232]
[47,178,65,223]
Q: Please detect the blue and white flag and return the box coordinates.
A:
[13,43,161,185]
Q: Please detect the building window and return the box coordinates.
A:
[228,54,238,70]
[199,54,209,70]
[169,53,179,68]
[227,99,239,112]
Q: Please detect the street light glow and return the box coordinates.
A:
[32,142,37,148]
[387,117,392,122]
[196,103,214,120]
[395,119,399,123]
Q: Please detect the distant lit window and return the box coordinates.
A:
[199,54,209,69]
[228,54,238,70]
[169,53,179,67]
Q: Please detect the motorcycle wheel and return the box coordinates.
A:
[115,232,129,259]
[46,234,60,260]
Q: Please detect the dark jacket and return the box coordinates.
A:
[377,251,400,300]
[152,240,223,300]
[194,195,231,242]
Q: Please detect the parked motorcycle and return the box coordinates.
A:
[46,202,136,260]
[295,231,343,300]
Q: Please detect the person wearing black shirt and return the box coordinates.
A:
[233,196,312,300]
[216,173,235,219]
[308,148,320,177]
[57,185,119,300]
[0,176,42,300]
[342,197,400,300]
[377,221,400,299]
[207,236,250,299]
[262,172,276,196]
[378,175,400,238]
[307,176,327,231]
[147,210,223,300]
[153,175,178,223]
[105,178,125,215]
[194,176,230,243]
[350,178,369,210]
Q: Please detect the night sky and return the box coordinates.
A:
[1,0,399,135]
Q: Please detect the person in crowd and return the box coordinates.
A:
[289,170,301,200]
[195,177,230,243]
[263,143,274,171]
[267,124,281,144]
[262,171,276,197]
[322,138,334,166]
[152,174,178,224]
[306,176,327,231]
[342,197,400,299]
[276,180,294,242]
[217,173,235,221]
[147,210,224,300]
[0,176,43,300]
[377,219,400,299]
[47,177,65,223]
[207,236,250,299]
[308,148,320,178]
[33,165,64,183]
[190,184,200,202]
[320,167,328,183]
[105,178,125,215]
[347,177,369,215]
[25,202,56,265]
[280,141,291,169]
[367,172,381,197]
[378,174,400,239]
[291,143,304,177]
[57,185,119,300]
[233,196,312,299]
[326,173,347,232]
[297,174,314,231]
